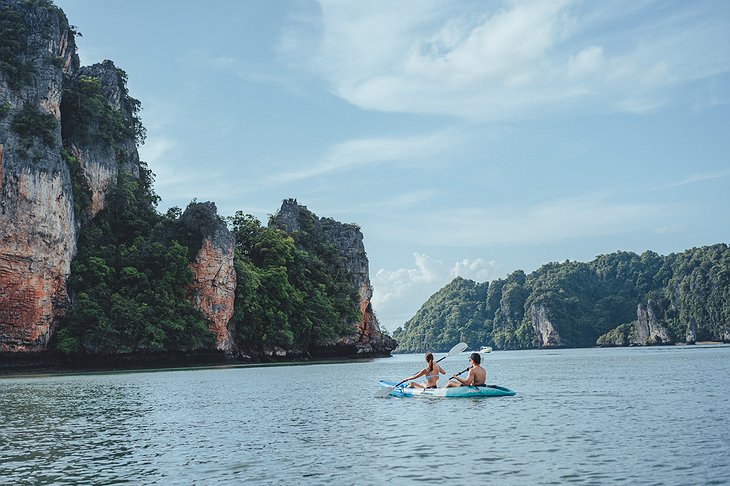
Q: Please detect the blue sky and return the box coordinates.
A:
[55,0,730,332]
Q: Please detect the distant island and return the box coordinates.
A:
[0,0,394,370]
[394,244,730,352]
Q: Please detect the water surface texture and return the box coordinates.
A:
[2,346,729,484]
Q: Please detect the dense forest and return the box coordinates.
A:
[393,245,730,352]
[56,191,363,356]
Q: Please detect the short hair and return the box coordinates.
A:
[470,352,481,364]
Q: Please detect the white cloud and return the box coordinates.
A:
[371,253,504,331]
[660,170,730,189]
[265,130,458,184]
[139,137,176,166]
[450,258,502,282]
[285,0,730,119]
[567,45,606,79]
[372,253,444,306]
[139,137,215,189]
[372,253,448,332]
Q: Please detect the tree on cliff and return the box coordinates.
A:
[56,174,214,354]
[228,211,360,353]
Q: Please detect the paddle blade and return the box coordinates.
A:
[374,386,395,398]
[435,342,469,363]
[449,342,468,356]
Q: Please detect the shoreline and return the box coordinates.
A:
[0,349,393,378]
[392,341,729,354]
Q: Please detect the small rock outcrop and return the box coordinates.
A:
[530,304,562,347]
[596,323,633,347]
[686,318,697,344]
[179,202,236,354]
[597,300,673,346]
[633,300,672,345]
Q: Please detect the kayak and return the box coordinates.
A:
[379,380,516,398]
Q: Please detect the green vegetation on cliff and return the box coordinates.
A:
[61,67,145,148]
[394,245,730,352]
[229,210,359,353]
[56,170,363,357]
[53,63,213,354]
[11,102,57,148]
[0,4,33,90]
[394,277,489,353]
[55,170,214,354]
[0,0,68,91]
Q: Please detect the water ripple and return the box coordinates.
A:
[1,346,729,484]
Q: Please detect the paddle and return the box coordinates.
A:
[375,342,468,398]
[449,365,481,390]
[449,366,472,382]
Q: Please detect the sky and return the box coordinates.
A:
[55,0,730,333]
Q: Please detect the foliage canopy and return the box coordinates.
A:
[394,245,730,352]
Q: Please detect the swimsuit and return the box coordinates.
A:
[424,367,440,388]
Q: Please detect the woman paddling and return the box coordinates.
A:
[404,352,445,389]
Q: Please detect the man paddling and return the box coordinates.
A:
[446,352,486,388]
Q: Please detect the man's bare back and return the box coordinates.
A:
[467,365,486,386]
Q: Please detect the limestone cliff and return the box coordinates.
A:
[633,300,672,345]
[271,199,396,355]
[597,300,673,346]
[61,60,142,220]
[178,202,236,353]
[1,0,150,354]
[529,304,562,347]
[0,0,78,351]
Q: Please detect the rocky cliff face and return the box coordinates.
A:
[530,304,562,347]
[272,199,396,355]
[63,60,141,220]
[0,0,78,351]
[633,300,672,345]
[1,1,148,354]
[179,202,236,353]
[597,300,673,346]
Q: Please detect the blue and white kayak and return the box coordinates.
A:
[379,380,516,398]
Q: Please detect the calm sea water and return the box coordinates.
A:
[1,345,729,485]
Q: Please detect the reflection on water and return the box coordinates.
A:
[2,346,729,484]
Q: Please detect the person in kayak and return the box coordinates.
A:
[404,352,445,389]
[446,352,486,387]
